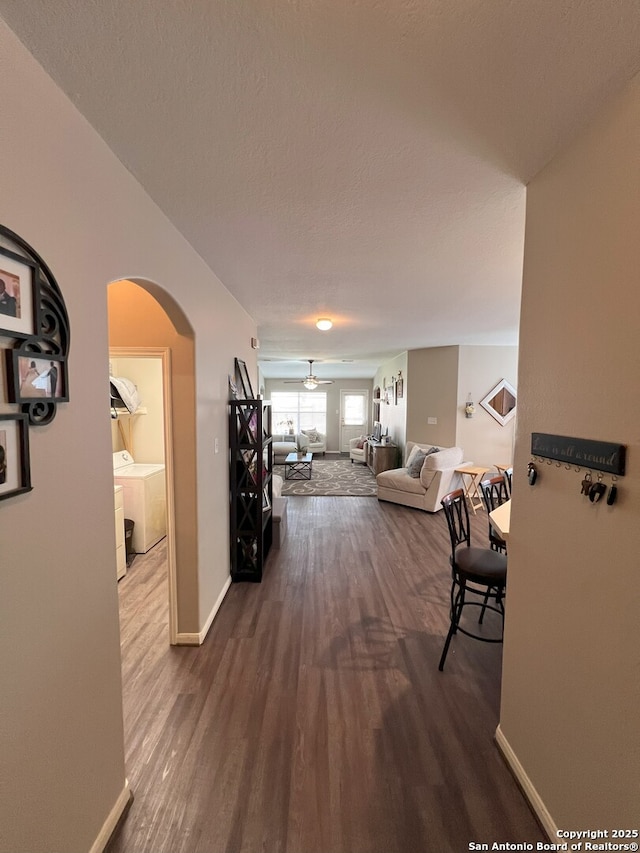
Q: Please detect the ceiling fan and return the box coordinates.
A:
[283,360,334,390]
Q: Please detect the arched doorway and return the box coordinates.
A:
[107,278,196,644]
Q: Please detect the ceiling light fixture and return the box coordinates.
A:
[303,378,319,390]
[316,318,333,331]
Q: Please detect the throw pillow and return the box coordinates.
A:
[408,450,428,477]
[356,438,365,449]
[405,444,422,467]
[406,443,439,468]
[302,428,320,443]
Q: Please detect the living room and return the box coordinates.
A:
[260,344,518,476]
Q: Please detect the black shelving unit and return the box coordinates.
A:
[229,399,273,582]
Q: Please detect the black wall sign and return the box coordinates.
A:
[531,433,626,476]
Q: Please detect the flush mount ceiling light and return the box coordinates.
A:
[315,318,333,331]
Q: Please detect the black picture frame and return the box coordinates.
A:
[234,358,254,399]
[0,224,70,427]
[0,244,37,337]
[8,351,68,404]
[0,413,32,501]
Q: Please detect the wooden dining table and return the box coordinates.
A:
[489,499,511,541]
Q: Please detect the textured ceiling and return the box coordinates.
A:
[1,1,639,379]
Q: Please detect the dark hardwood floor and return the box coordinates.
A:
[108,497,544,853]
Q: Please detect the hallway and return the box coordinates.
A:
[108,497,544,853]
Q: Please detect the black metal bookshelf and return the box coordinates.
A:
[229,399,273,581]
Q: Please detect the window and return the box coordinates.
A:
[343,393,366,425]
[270,391,327,434]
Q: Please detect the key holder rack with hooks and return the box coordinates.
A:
[528,433,626,507]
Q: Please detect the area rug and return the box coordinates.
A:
[274,457,377,496]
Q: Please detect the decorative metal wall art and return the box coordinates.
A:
[0,224,70,500]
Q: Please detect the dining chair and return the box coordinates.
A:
[438,489,507,671]
[504,467,513,496]
[479,475,509,553]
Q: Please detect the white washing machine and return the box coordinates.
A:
[113,451,166,554]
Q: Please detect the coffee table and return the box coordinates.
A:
[284,451,313,480]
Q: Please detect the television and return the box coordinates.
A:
[372,421,382,442]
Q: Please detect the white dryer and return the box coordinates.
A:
[113,451,166,554]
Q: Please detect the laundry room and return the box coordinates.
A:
[110,355,167,570]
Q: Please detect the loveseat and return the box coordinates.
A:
[376,442,468,512]
[272,433,309,463]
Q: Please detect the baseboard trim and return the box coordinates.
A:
[495,724,557,840]
[89,779,132,853]
[175,576,232,646]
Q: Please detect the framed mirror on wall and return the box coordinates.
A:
[480,379,517,426]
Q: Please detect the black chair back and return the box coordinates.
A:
[504,467,513,495]
[480,475,509,552]
[440,489,471,556]
[480,475,508,511]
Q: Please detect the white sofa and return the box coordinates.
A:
[272,433,309,462]
[376,442,468,513]
[301,429,326,455]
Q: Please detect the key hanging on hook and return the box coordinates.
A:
[581,472,592,495]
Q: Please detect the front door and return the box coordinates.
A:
[339,390,369,452]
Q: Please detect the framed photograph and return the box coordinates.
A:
[0,353,7,404]
[228,373,239,400]
[396,377,403,399]
[234,358,254,399]
[241,449,258,485]
[9,352,68,403]
[0,414,32,501]
[248,409,258,442]
[0,245,37,337]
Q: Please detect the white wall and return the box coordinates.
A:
[0,21,255,853]
[373,352,408,451]
[401,345,517,469]
[110,356,165,463]
[405,347,458,448]
[499,73,640,831]
[456,345,518,468]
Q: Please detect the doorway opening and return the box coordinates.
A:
[339,389,369,451]
[107,278,196,645]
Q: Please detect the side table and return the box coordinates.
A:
[365,441,398,476]
[454,465,490,514]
